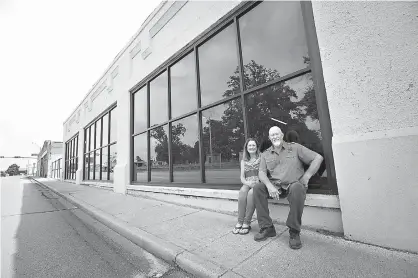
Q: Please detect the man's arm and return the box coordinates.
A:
[299,154,323,187]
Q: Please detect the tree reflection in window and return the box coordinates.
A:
[133,133,148,182]
[171,115,200,183]
[243,60,329,191]
[201,98,244,184]
[150,125,169,182]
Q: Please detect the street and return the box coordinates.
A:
[1,176,191,278]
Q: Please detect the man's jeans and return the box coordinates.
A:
[253,181,307,232]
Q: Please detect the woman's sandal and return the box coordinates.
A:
[239,225,251,235]
[232,223,243,234]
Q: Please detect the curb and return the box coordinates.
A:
[29,178,228,278]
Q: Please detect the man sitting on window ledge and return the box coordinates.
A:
[253,126,323,249]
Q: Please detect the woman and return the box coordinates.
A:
[232,138,261,235]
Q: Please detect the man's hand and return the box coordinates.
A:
[299,175,310,189]
[267,184,280,200]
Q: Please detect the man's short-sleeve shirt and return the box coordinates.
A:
[259,142,318,186]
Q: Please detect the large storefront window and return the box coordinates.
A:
[65,135,78,180]
[131,1,336,194]
[84,106,117,182]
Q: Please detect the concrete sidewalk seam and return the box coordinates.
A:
[31,178,229,278]
[1,208,79,218]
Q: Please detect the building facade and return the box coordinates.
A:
[62,1,418,253]
[36,141,63,178]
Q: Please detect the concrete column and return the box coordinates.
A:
[312,1,418,252]
[113,88,130,194]
[76,128,85,184]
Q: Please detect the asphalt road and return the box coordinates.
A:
[1,176,191,278]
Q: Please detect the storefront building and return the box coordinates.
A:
[62,1,418,252]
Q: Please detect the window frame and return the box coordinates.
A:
[83,104,117,182]
[64,133,78,180]
[129,1,337,194]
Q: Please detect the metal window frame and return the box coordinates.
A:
[64,133,78,180]
[82,104,117,181]
[129,0,337,193]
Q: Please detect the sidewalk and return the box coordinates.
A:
[31,178,418,278]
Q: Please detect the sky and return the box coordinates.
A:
[0,0,160,170]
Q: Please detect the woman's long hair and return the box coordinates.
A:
[242,138,260,161]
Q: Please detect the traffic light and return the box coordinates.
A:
[0,156,4,158]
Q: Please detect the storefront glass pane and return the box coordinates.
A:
[101,146,109,180]
[201,98,244,185]
[94,150,101,180]
[102,114,109,146]
[72,159,76,179]
[89,152,94,180]
[109,144,117,181]
[75,136,78,157]
[150,71,168,127]
[198,24,239,107]
[245,73,332,193]
[150,125,169,182]
[170,52,197,119]
[84,129,87,153]
[84,154,89,180]
[134,86,148,134]
[172,115,200,183]
[96,119,102,149]
[70,140,74,159]
[133,133,148,182]
[239,1,309,89]
[110,108,117,143]
[89,127,93,151]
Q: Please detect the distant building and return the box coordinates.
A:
[36,140,63,178]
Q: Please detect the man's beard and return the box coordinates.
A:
[272,140,282,147]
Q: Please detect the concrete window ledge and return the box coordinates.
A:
[127,184,340,209]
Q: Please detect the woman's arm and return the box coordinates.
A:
[240,160,250,186]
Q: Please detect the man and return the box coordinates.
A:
[253,126,323,249]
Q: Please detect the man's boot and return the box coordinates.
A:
[289,228,302,249]
[254,225,276,241]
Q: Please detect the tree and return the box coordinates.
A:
[6,164,20,176]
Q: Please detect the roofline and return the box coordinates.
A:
[63,0,167,125]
